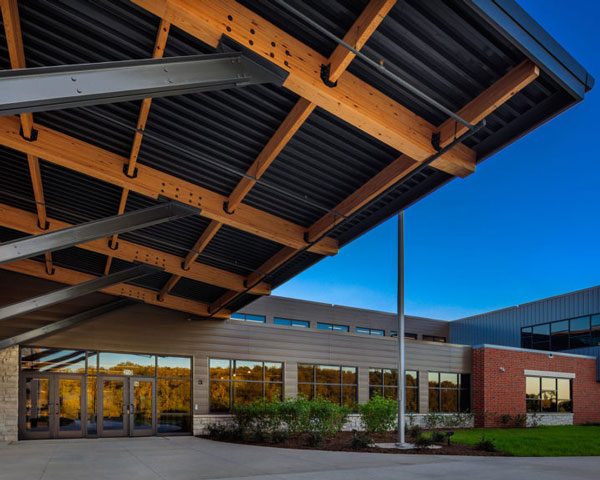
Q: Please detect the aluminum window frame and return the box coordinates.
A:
[208,358,284,413]
[297,363,358,408]
[368,368,418,412]
[521,312,600,351]
[525,375,573,413]
[356,327,385,336]
[273,317,310,328]
[316,322,349,332]
[427,372,471,413]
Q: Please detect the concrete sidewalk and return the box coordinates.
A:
[0,436,598,480]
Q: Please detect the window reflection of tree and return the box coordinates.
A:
[298,364,358,409]
[209,359,283,412]
[369,369,418,412]
[428,372,470,413]
[58,379,81,428]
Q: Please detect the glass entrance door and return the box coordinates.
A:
[56,376,84,438]
[97,376,156,437]
[20,374,84,439]
[21,375,52,439]
[98,377,128,437]
[130,378,155,436]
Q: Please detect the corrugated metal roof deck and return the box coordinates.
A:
[0,0,593,317]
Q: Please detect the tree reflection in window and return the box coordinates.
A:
[369,368,418,412]
[526,376,572,413]
[428,372,470,413]
[297,364,358,409]
[209,359,283,412]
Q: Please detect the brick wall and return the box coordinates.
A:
[0,346,19,443]
[472,346,600,427]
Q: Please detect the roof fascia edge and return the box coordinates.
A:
[466,0,594,99]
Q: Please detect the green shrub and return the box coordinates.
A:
[444,411,473,428]
[357,394,397,433]
[414,435,434,449]
[475,438,496,452]
[229,396,349,445]
[231,400,282,441]
[500,414,512,427]
[306,397,351,439]
[423,412,443,430]
[529,412,540,428]
[475,432,496,451]
[279,397,311,434]
[430,431,445,442]
[513,414,526,428]
[307,431,323,446]
[351,430,374,449]
[406,424,422,439]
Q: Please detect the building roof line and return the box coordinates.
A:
[453,284,600,323]
[473,343,597,359]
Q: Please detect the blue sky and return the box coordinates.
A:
[273,1,599,320]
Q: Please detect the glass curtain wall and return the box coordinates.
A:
[20,347,192,436]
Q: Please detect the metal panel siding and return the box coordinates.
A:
[30,302,471,414]
[563,346,600,382]
[450,286,600,347]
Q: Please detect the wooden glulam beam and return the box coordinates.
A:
[0,202,271,295]
[105,19,171,276]
[210,246,298,313]
[226,0,396,213]
[131,0,476,178]
[165,1,396,301]
[307,155,419,243]
[0,115,338,256]
[159,219,223,299]
[0,259,229,318]
[437,60,540,147]
[1,0,53,275]
[327,0,396,80]
[210,59,541,311]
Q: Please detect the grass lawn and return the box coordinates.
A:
[450,425,600,456]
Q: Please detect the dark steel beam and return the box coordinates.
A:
[0,201,199,265]
[0,298,135,350]
[0,264,161,322]
[0,52,287,116]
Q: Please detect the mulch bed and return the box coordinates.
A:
[199,431,509,456]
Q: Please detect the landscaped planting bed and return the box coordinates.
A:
[201,429,508,456]
[200,396,600,457]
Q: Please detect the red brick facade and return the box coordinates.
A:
[472,346,600,427]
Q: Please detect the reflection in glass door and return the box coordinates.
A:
[22,376,51,439]
[57,377,83,438]
[99,377,128,437]
[20,375,83,439]
[131,378,155,436]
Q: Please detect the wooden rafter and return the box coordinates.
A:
[437,60,540,147]
[0,202,271,295]
[209,59,541,312]
[132,0,477,177]
[1,259,229,318]
[0,115,338,256]
[1,0,53,275]
[105,19,171,275]
[159,0,396,300]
